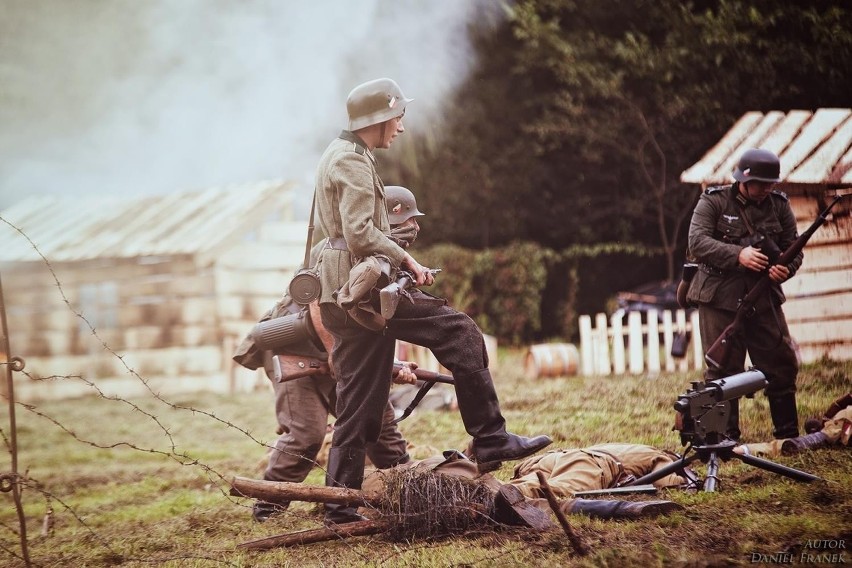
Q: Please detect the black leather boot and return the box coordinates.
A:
[456,369,552,468]
[781,431,830,455]
[769,394,800,439]
[324,446,368,525]
[562,498,684,519]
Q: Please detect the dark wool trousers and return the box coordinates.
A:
[320,290,496,486]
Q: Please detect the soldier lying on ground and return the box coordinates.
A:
[734,392,851,459]
[361,444,691,520]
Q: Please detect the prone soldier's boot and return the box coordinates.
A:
[769,394,800,440]
[323,446,369,525]
[562,498,684,520]
[781,431,830,455]
[456,369,552,471]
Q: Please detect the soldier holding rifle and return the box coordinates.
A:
[314,77,551,525]
[685,148,802,441]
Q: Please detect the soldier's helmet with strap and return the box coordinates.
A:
[347,78,413,131]
[385,185,425,225]
[732,148,781,184]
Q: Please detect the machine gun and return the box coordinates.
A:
[622,369,820,492]
[704,194,848,371]
[379,268,441,319]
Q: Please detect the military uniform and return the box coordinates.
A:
[361,447,685,521]
[508,443,688,498]
[233,236,409,521]
[687,183,803,439]
[315,130,550,521]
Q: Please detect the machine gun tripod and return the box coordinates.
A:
[623,370,821,492]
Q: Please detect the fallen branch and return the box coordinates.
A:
[230,476,383,507]
[536,471,588,556]
[239,519,389,550]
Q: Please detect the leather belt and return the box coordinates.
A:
[699,262,726,277]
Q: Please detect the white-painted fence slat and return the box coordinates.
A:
[578,309,703,376]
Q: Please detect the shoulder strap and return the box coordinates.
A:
[302,190,316,269]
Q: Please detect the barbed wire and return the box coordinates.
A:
[0,215,560,566]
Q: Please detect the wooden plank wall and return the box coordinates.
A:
[784,195,852,362]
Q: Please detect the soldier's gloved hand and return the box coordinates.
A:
[392,362,418,385]
[390,223,419,249]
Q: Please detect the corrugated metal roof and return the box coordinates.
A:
[681,108,852,186]
[0,180,294,263]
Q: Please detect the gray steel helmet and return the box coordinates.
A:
[347,78,412,131]
[385,185,425,225]
[732,148,781,183]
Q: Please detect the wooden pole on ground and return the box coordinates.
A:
[230,476,383,507]
[239,520,389,550]
[535,472,588,556]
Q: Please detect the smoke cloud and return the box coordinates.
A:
[0,0,498,215]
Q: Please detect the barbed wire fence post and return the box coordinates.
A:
[0,272,31,567]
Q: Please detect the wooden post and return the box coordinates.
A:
[662,309,675,372]
[578,315,593,376]
[611,313,626,375]
[690,310,703,371]
[627,311,644,374]
[676,310,688,372]
[646,309,660,375]
[594,313,611,375]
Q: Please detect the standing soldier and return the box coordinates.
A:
[686,148,802,440]
[314,78,551,525]
[233,188,426,523]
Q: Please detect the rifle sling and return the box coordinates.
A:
[390,381,437,425]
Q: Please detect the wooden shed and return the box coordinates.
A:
[0,180,308,400]
[681,108,852,363]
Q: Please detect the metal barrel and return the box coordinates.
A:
[711,369,767,401]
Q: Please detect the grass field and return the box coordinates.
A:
[1,352,849,567]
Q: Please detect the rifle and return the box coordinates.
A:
[274,354,454,424]
[379,268,441,319]
[274,354,454,385]
[704,194,848,370]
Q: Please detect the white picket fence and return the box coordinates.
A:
[578,309,703,376]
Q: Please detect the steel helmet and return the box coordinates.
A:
[385,185,425,225]
[347,78,412,131]
[732,148,781,184]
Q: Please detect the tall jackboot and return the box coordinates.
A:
[781,431,829,455]
[769,394,800,440]
[562,498,684,519]
[324,446,368,525]
[456,369,552,468]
